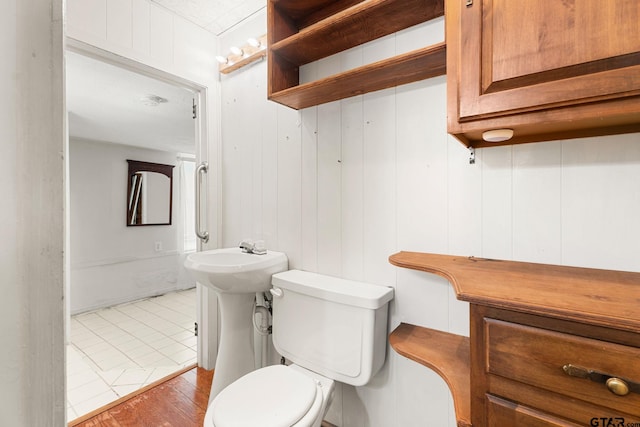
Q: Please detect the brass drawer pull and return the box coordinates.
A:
[563,364,638,396]
[606,378,630,396]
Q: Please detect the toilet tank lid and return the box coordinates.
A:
[272,270,394,309]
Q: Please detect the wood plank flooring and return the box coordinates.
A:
[70,366,213,427]
[71,365,338,427]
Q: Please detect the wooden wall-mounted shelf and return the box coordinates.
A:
[390,323,471,427]
[267,0,445,110]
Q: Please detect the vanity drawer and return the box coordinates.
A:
[484,319,640,416]
[486,394,582,427]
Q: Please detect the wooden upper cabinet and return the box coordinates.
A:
[267,0,446,110]
[447,0,640,147]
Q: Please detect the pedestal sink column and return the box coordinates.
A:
[208,292,257,402]
[183,247,288,403]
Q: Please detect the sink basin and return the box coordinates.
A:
[184,247,288,293]
[184,247,288,402]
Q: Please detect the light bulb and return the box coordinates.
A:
[247,38,261,48]
[215,55,228,64]
[230,46,243,56]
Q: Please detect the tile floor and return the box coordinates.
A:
[67,288,197,421]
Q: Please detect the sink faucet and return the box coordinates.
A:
[239,239,267,255]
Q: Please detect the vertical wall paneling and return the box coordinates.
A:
[512,142,563,264]
[316,100,343,276]
[362,86,398,287]
[106,0,133,49]
[396,356,454,427]
[66,0,107,44]
[315,54,343,276]
[249,72,265,244]
[173,17,208,83]
[149,5,173,69]
[131,0,150,56]
[561,134,640,271]
[395,78,448,253]
[480,145,513,259]
[276,108,303,267]
[396,16,445,54]
[67,0,219,87]
[361,35,398,287]
[341,95,365,281]
[446,137,482,256]
[260,74,279,250]
[339,46,365,281]
[300,106,319,271]
[220,71,248,247]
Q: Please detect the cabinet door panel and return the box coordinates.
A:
[458,0,640,120]
[488,0,640,83]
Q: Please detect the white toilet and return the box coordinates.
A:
[204,269,394,427]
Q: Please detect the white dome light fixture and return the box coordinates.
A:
[482,128,514,143]
[139,94,169,107]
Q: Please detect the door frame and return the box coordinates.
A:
[64,36,218,369]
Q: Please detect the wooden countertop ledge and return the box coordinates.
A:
[389,323,471,427]
[389,251,640,333]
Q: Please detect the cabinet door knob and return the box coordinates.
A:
[607,378,630,396]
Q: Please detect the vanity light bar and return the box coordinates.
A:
[218,34,267,75]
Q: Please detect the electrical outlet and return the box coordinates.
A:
[154,241,162,252]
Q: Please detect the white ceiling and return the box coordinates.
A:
[66,51,196,154]
[150,0,265,35]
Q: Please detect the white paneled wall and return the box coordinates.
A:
[220,11,640,427]
[69,139,195,313]
[66,0,217,85]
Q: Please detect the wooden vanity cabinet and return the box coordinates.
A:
[388,252,640,427]
[446,0,640,147]
[471,306,640,427]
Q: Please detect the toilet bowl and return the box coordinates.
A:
[204,364,334,427]
[204,270,394,427]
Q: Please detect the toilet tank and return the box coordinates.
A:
[270,270,394,386]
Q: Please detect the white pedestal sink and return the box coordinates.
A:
[184,247,288,402]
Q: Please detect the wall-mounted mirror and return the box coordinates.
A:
[127,160,174,226]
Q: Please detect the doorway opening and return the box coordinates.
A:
[65,48,202,422]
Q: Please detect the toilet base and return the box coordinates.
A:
[204,364,335,427]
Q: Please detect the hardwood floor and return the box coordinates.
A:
[70,365,213,427]
[71,365,338,427]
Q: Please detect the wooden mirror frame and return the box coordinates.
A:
[126,159,174,226]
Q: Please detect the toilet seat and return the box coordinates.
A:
[209,365,323,427]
